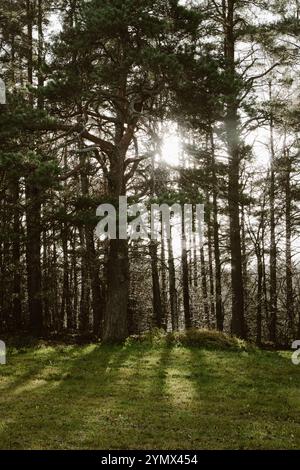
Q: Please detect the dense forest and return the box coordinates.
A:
[0,0,300,346]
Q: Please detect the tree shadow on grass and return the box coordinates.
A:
[74,344,175,449]
[0,343,183,449]
[186,347,300,449]
[0,346,69,394]
[0,344,134,449]
[2,344,298,449]
[88,344,211,450]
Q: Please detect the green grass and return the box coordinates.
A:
[0,341,299,449]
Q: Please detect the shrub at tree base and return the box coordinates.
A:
[126,328,254,351]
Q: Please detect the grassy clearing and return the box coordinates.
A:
[0,340,299,449]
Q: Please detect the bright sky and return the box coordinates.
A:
[161,134,181,166]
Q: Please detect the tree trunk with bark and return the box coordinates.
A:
[168,231,178,331]
[210,129,223,330]
[223,0,246,338]
[150,240,163,329]
[26,182,43,334]
[269,84,278,343]
[103,147,129,342]
[181,217,192,329]
[285,147,295,340]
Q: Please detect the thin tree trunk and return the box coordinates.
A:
[160,236,168,328]
[37,0,44,109]
[9,178,22,328]
[150,240,163,328]
[241,203,248,321]
[79,226,90,333]
[181,216,192,328]
[256,245,263,345]
[79,158,91,333]
[42,229,50,330]
[210,129,223,330]
[269,82,278,343]
[206,195,215,323]
[61,223,72,330]
[168,230,178,331]
[26,183,43,334]
[25,0,43,334]
[70,228,78,330]
[85,228,103,337]
[200,246,209,327]
[285,147,295,340]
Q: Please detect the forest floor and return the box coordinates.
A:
[0,342,299,449]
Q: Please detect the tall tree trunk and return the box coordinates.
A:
[103,148,129,342]
[160,236,168,328]
[210,129,223,330]
[85,228,103,337]
[61,223,72,330]
[285,147,295,340]
[262,231,269,330]
[71,228,79,329]
[241,203,248,321]
[256,245,263,345]
[104,238,129,341]
[79,227,90,333]
[26,0,33,105]
[269,82,278,343]
[37,0,44,110]
[206,194,215,323]
[150,240,164,329]
[79,158,90,334]
[25,0,43,334]
[168,229,178,331]
[223,0,246,338]
[192,234,198,288]
[181,216,192,329]
[200,246,209,327]
[256,195,267,345]
[9,177,22,328]
[26,182,43,334]
[0,189,11,329]
[42,229,50,330]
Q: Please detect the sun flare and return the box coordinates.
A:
[161,134,181,166]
